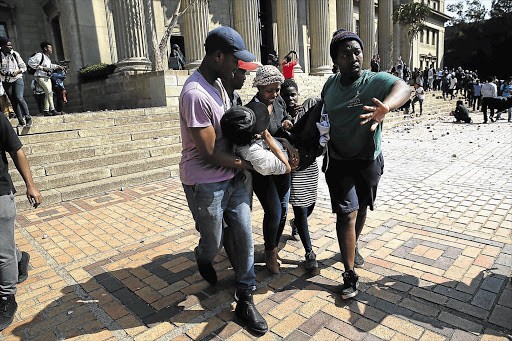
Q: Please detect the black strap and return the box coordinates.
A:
[37,52,44,68]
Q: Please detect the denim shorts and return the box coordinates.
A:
[325,153,384,214]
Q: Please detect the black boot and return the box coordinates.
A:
[197,262,217,284]
[18,251,30,284]
[0,295,17,331]
[235,289,268,335]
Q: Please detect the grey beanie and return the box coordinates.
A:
[253,65,284,87]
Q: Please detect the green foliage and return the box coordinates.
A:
[393,2,431,40]
[446,0,487,24]
[393,1,430,66]
[78,63,117,83]
[490,0,512,18]
[444,14,512,78]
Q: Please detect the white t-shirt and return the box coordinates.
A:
[415,86,425,100]
[481,82,497,98]
[234,137,288,176]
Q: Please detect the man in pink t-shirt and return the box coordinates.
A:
[179,26,268,335]
[281,51,298,79]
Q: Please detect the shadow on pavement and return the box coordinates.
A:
[8,250,512,340]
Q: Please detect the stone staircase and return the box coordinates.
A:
[384,90,457,128]
[8,89,461,212]
[9,107,182,211]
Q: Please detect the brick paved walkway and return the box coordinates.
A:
[2,116,511,340]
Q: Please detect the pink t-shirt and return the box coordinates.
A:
[179,71,235,185]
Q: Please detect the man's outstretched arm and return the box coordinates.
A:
[9,148,42,208]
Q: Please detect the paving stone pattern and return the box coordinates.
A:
[2,116,511,340]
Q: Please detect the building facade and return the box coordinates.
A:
[0,0,449,112]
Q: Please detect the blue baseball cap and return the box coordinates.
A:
[205,26,256,62]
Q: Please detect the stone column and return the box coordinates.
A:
[309,0,331,75]
[182,0,209,69]
[276,0,302,73]
[336,0,353,31]
[392,0,401,63]
[234,0,261,62]
[272,3,279,57]
[359,0,375,70]
[378,0,393,71]
[111,0,152,73]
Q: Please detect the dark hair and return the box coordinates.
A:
[285,55,291,63]
[282,78,298,91]
[40,41,51,50]
[0,36,10,46]
[456,100,463,105]
[223,127,253,146]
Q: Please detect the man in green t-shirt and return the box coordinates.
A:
[322,29,410,299]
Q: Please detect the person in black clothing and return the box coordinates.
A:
[371,55,380,72]
[0,114,42,331]
[452,100,472,123]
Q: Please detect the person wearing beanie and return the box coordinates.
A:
[248,65,299,274]
[0,36,32,127]
[178,26,267,335]
[322,28,410,300]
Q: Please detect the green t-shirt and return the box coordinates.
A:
[322,70,400,160]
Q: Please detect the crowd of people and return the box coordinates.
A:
[1,37,67,128]
[1,24,511,335]
[177,26,409,335]
[388,58,512,123]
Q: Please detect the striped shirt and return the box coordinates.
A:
[290,160,318,207]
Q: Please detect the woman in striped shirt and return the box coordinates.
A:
[280,78,319,272]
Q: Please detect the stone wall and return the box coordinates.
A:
[79,70,189,111]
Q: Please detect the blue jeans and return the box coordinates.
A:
[252,172,291,250]
[292,204,315,253]
[183,173,255,290]
[3,78,31,123]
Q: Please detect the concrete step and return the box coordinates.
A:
[76,121,179,138]
[109,154,181,177]
[16,131,180,166]
[88,135,180,157]
[26,133,133,155]
[58,167,172,202]
[14,167,173,211]
[10,138,182,182]
[39,149,151,176]
[14,154,181,192]
[14,168,112,193]
[16,112,180,136]
[10,106,178,125]
[12,107,179,135]
[18,130,81,145]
